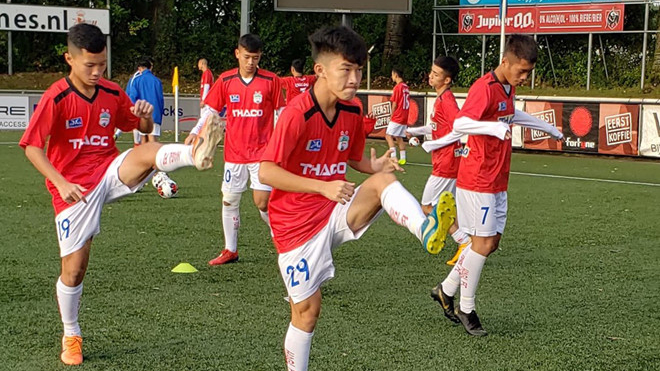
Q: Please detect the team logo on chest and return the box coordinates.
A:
[337,131,349,151]
[253,91,263,104]
[99,108,111,127]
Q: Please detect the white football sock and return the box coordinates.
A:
[284,323,314,371]
[451,229,470,245]
[459,248,487,313]
[400,150,406,160]
[259,210,270,226]
[389,147,397,158]
[56,278,82,337]
[441,246,470,297]
[222,204,240,253]
[380,181,426,241]
[155,144,194,172]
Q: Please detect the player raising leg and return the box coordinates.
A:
[20,24,224,366]
[259,26,455,371]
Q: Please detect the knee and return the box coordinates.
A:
[292,306,320,333]
[60,268,86,286]
[222,192,241,208]
[255,200,268,212]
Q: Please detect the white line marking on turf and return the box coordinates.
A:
[406,162,660,187]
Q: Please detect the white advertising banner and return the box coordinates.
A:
[639,105,660,158]
[0,96,29,130]
[0,4,110,34]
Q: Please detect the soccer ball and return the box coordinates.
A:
[409,137,420,147]
[157,179,179,199]
[152,171,168,189]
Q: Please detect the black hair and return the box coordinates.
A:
[433,56,459,82]
[238,34,263,53]
[291,59,304,73]
[137,57,153,69]
[505,34,538,64]
[67,23,106,53]
[392,67,404,80]
[309,26,367,66]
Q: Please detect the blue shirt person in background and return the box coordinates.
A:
[115,57,164,145]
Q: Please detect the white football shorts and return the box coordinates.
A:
[456,188,508,237]
[222,162,272,193]
[278,186,384,304]
[54,150,155,257]
[421,175,457,206]
[386,121,407,137]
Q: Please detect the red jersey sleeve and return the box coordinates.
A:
[19,92,57,149]
[390,84,400,104]
[115,90,141,132]
[349,115,366,162]
[261,107,305,164]
[443,96,460,128]
[458,84,490,121]
[272,76,285,109]
[204,79,226,111]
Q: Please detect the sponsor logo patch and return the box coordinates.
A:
[66,117,83,129]
[306,139,322,152]
[230,95,240,103]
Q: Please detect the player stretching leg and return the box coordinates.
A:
[433,35,563,336]
[259,26,454,371]
[19,24,223,366]
[187,34,284,266]
[407,56,471,270]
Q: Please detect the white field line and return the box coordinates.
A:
[406,162,660,187]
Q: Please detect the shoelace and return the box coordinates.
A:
[63,337,82,353]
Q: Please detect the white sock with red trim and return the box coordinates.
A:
[284,323,313,371]
[155,144,194,172]
[441,246,470,297]
[380,181,426,240]
[458,247,487,313]
[222,204,240,253]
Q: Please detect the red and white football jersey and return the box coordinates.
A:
[204,68,284,163]
[261,88,365,253]
[200,69,214,98]
[456,72,515,193]
[390,82,410,125]
[282,75,317,104]
[431,89,461,179]
[19,77,140,213]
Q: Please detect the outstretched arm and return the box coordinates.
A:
[406,126,432,136]
[513,109,563,139]
[421,130,463,153]
[453,116,510,139]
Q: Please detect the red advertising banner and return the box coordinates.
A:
[523,101,563,151]
[598,104,639,155]
[459,3,624,34]
[356,93,424,139]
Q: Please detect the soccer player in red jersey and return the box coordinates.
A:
[187,34,284,266]
[385,68,410,165]
[281,59,317,105]
[259,26,454,371]
[198,58,214,108]
[19,24,224,366]
[407,56,472,268]
[433,35,563,336]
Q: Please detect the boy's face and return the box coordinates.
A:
[65,47,107,87]
[429,64,451,89]
[502,54,535,86]
[391,71,396,81]
[315,53,362,101]
[235,46,261,75]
